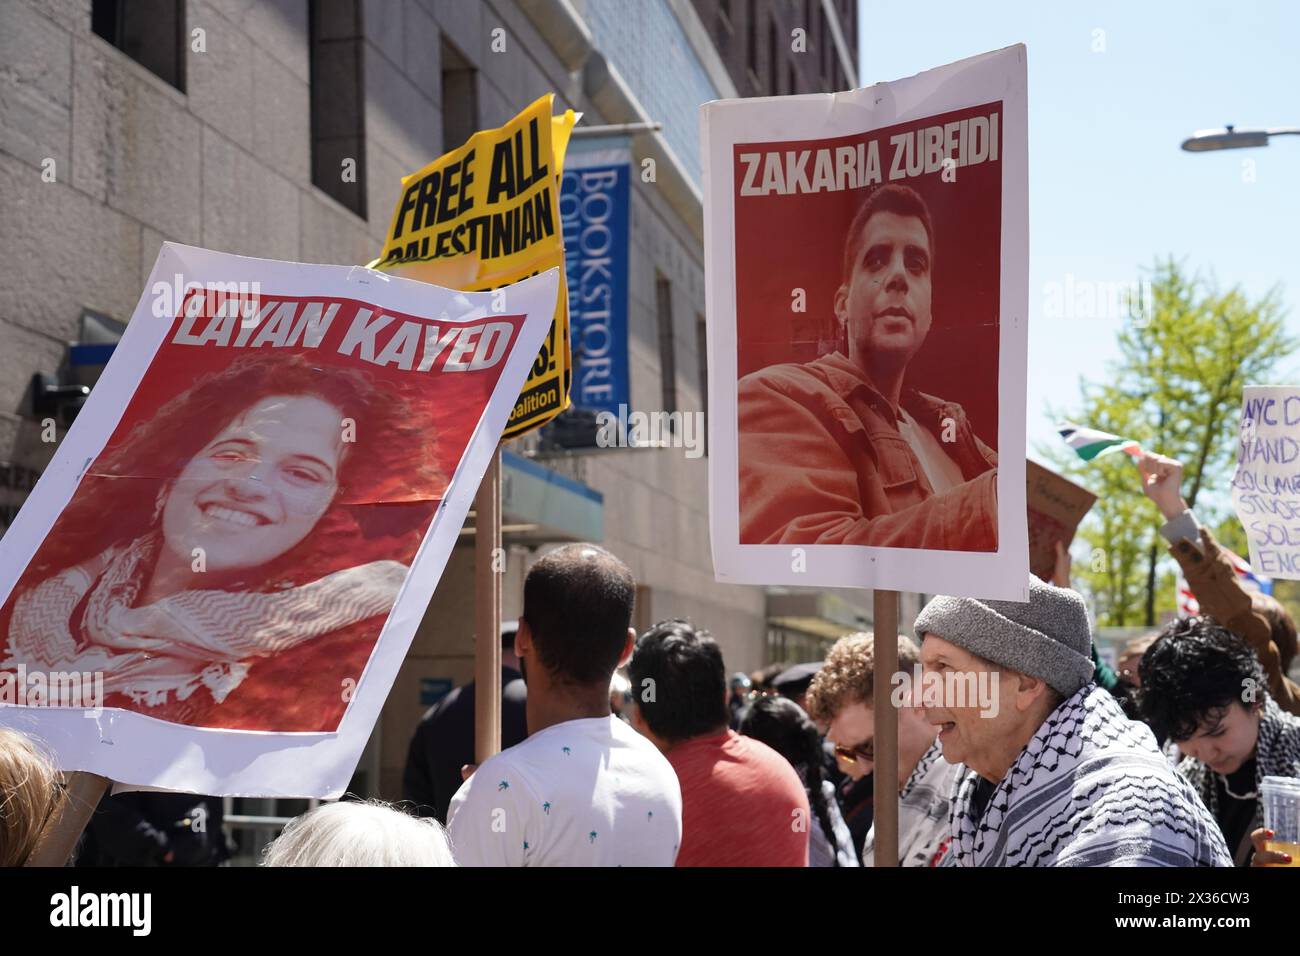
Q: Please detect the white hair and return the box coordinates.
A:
[261,800,457,867]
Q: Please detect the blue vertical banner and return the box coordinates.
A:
[559,140,631,423]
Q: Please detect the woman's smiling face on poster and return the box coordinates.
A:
[161,394,345,572]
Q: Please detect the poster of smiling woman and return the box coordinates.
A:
[703,46,1029,600]
[0,243,557,797]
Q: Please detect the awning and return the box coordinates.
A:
[766,615,857,643]
[461,449,603,545]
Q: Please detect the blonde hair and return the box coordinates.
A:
[261,799,457,867]
[0,728,65,867]
[805,632,921,723]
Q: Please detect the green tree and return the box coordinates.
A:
[1047,259,1292,626]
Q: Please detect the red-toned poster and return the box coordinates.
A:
[704,46,1029,599]
[0,243,558,797]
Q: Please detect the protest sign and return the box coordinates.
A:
[703,46,1029,599]
[1232,385,1300,579]
[1026,460,1097,581]
[371,94,576,440]
[0,243,559,798]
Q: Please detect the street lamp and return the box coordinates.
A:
[1181,124,1300,152]
[570,121,663,138]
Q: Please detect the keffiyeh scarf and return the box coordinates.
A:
[943,684,1231,867]
[864,739,964,867]
[1180,698,1300,857]
[4,534,406,708]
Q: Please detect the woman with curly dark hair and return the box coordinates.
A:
[738,694,858,867]
[1139,616,1300,866]
[1,351,442,732]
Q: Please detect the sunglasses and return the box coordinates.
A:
[833,740,875,765]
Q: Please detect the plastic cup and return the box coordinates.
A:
[1260,775,1300,866]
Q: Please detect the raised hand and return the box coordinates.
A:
[1136,452,1187,521]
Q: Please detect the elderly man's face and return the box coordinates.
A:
[919,634,1023,780]
[835,211,933,372]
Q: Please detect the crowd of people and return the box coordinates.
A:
[3,453,1300,868]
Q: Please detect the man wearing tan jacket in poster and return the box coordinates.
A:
[1137,451,1300,716]
[737,184,998,551]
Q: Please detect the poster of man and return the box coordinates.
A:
[704,46,1029,599]
[0,243,558,798]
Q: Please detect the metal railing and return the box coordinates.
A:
[221,797,319,866]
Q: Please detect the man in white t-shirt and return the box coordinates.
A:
[447,544,682,866]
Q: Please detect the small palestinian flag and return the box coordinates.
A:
[1058,422,1143,461]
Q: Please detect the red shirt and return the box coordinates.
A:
[667,730,810,867]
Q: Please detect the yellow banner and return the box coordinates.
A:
[370,94,576,439]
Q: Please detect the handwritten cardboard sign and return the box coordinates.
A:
[1232,386,1300,579]
[1026,460,1097,581]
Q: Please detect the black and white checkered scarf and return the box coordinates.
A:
[943,684,1231,867]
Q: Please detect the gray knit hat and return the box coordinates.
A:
[912,576,1095,697]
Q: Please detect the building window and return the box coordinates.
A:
[655,274,678,427]
[91,0,186,91]
[634,585,653,636]
[820,8,831,89]
[441,39,479,151]
[768,18,779,95]
[696,314,709,456]
[309,0,367,218]
[744,3,758,91]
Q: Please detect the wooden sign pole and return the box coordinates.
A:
[23,770,109,867]
[872,588,900,867]
[473,446,504,765]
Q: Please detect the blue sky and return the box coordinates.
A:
[859,0,1300,463]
